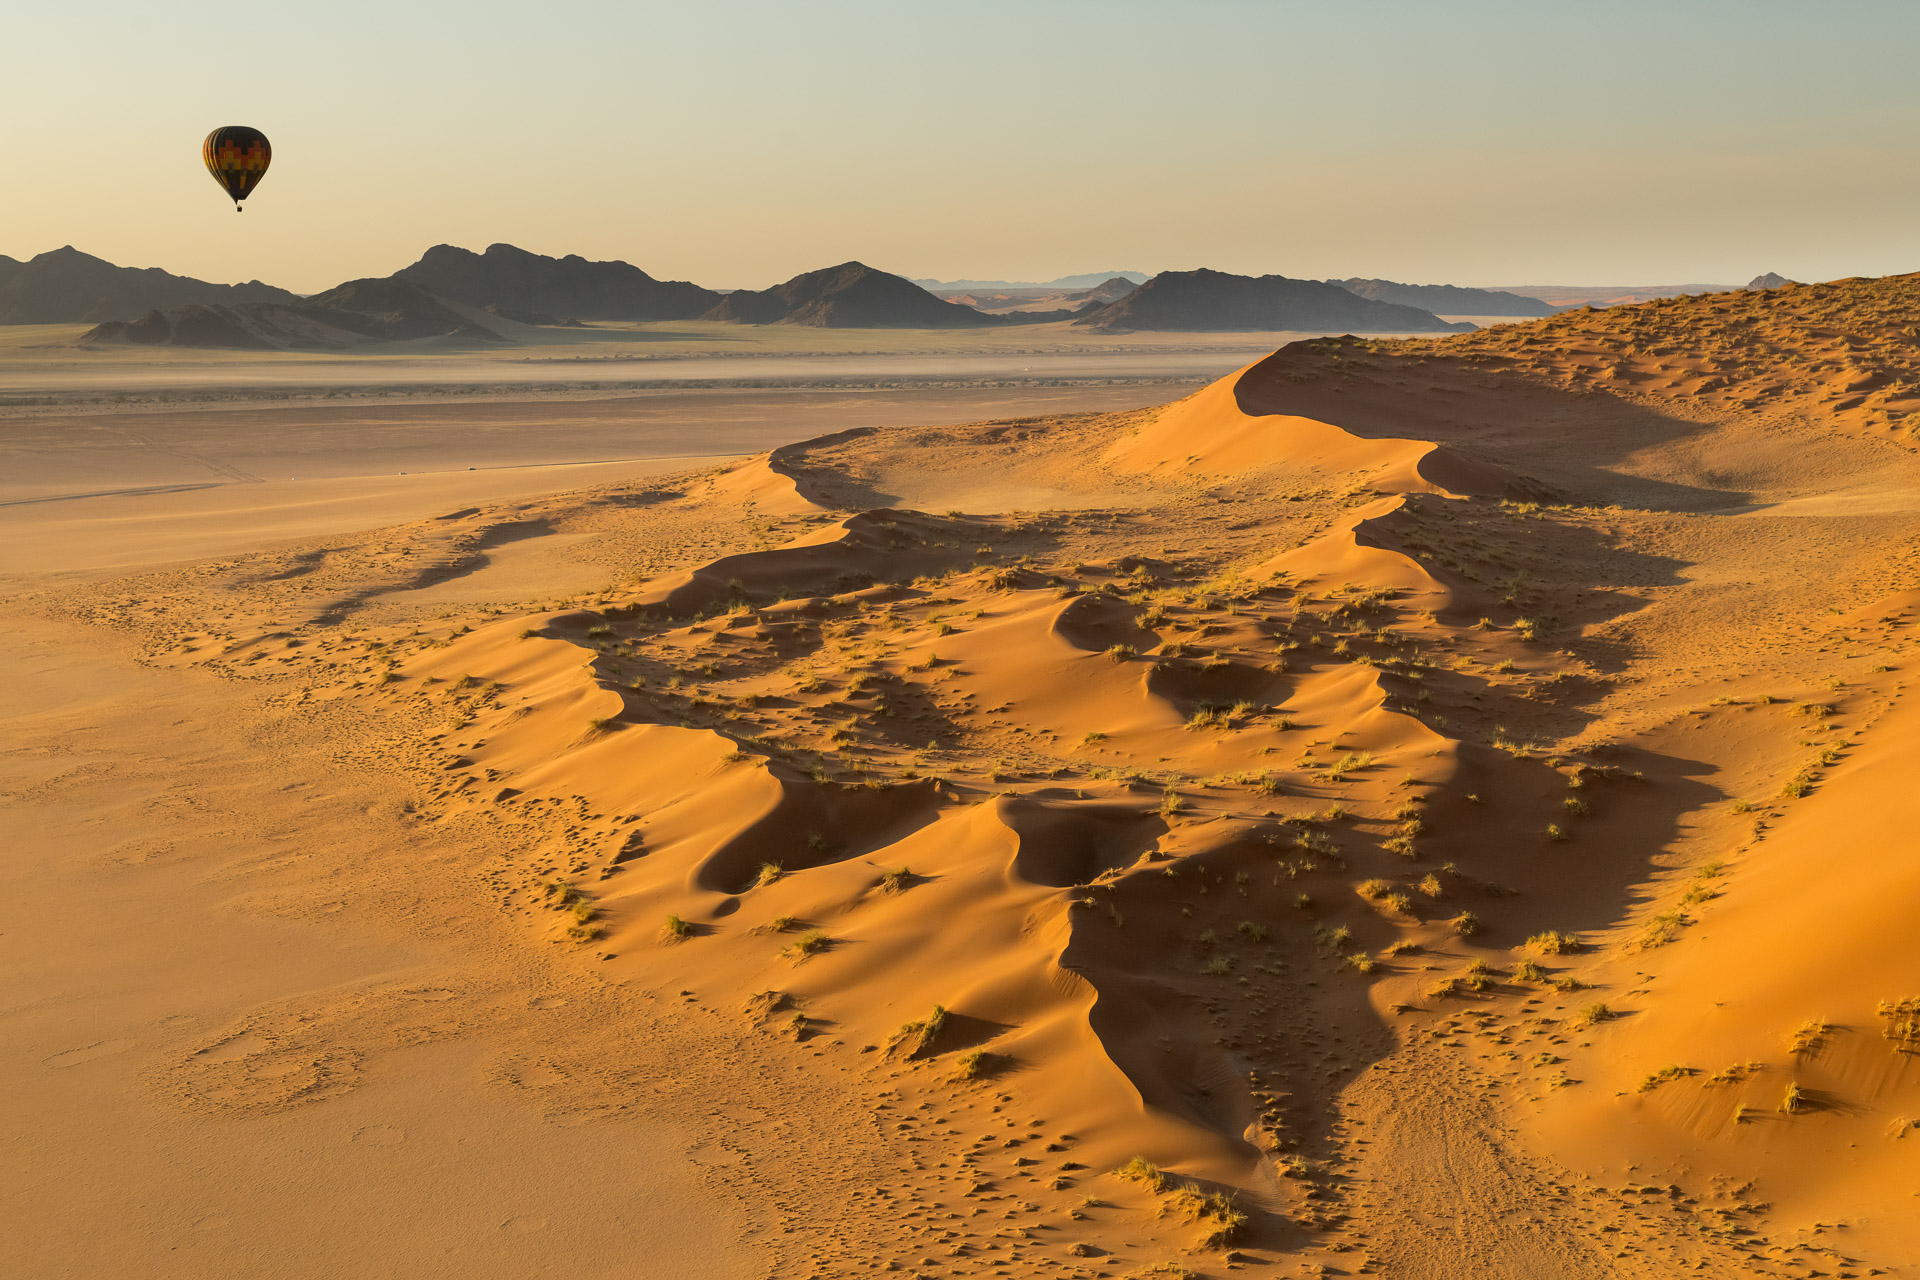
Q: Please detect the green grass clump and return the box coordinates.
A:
[661,912,691,943]
[783,928,830,960]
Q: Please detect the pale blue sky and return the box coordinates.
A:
[5,0,1916,292]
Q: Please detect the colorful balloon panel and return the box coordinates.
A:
[203,126,271,208]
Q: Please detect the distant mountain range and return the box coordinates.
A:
[1076,269,1474,334]
[395,242,718,322]
[26,244,1784,348]
[702,261,999,328]
[1331,277,1559,317]
[0,246,296,325]
[84,278,520,350]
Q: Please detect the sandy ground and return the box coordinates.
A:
[0,384,1194,575]
[10,277,1920,1279]
[0,375,1207,1280]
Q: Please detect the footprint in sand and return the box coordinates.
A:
[352,1125,407,1147]
[43,1038,137,1068]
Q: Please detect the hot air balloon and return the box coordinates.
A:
[203,126,271,212]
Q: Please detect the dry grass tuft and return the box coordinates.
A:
[1525,930,1581,956]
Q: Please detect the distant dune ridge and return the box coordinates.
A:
[1331,276,1559,317]
[1076,267,1474,332]
[393,242,720,322]
[0,245,296,325]
[699,260,1005,328]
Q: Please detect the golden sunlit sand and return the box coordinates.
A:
[9,276,1920,1277]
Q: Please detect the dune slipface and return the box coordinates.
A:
[56,272,1920,1275]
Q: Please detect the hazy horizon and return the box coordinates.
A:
[6,0,1918,295]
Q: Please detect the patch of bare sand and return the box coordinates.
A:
[0,384,1195,577]
[0,614,759,1279]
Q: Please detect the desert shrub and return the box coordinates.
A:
[1115,1157,1168,1194]
[1639,1065,1695,1092]
[1789,1019,1833,1057]
[783,929,830,960]
[1185,704,1230,730]
[886,1004,948,1057]
[950,1049,992,1081]
[1879,997,1920,1047]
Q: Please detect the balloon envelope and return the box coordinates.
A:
[203,126,271,209]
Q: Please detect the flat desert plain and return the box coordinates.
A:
[8,288,1920,1280]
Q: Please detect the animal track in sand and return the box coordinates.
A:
[42,1038,137,1068]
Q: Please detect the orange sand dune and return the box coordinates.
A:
[20,273,1920,1277]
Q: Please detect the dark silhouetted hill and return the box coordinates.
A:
[83,278,513,350]
[392,242,719,322]
[1075,269,1473,333]
[0,246,296,325]
[1746,273,1795,291]
[1332,277,1558,317]
[704,262,1002,328]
